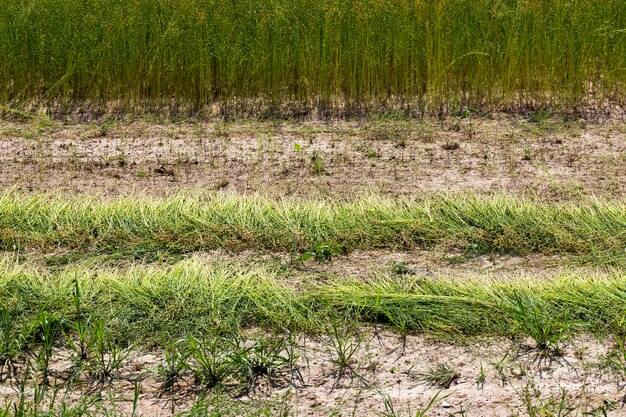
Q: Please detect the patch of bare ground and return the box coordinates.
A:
[0,332,623,416]
[186,250,614,287]
[254,250,606,283]
[22,248,609,285]
[0,114,624,198]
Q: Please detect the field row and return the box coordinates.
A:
[3,255,626,414]
[2,258,626,342]
[3,117,623,199]
[1,192,624,264]
[2,324,623,416]
[1,188,624,415]
[2,0,626,114]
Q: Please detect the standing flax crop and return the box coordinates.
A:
[0,0,625,115]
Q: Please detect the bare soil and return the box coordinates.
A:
[1,115,624,198]
[0,332,622,416]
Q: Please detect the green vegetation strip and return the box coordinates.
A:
[0,192,624,264]
[1,0,626,114]
[2,259,626,345]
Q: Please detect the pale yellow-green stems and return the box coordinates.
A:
[2,258,626,344]
[0,191,624,264]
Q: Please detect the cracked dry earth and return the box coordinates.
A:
[0,332,623,416]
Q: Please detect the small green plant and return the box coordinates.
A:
[310,151,325,175]
[529,110,552,125]
[1,383,107,416]
[64,315,94,378]
[519,384,577,417]
[116,148,128,167]
[597,336,626,375]
[584,399,618,417]
[186,335,233,389]
[414,390,448,417]
[376,389,448,417]
[390,261,416,276]
[65,280,93,375]
[385,310,412,355]
[476,363,486,389]
[325,316,361,378]
[28,310,65,386]
[451,104,474,139]
[456,405,471,416]
[229,335,292,390]
[214,123,230,138]
[522,149,534,161]
[365,146,378,158]
[355,142,380,159]
[89,320,134,385]
[421,362,459,388]
[283,330,305,386]
[157,339,191,393]
[131,381,141,417]
[295,242,344,264]
[492,351,509,386]
[376,390,398,417]
[215,179,230,190]
[0,306,20,383]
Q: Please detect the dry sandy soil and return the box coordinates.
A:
[0,331,623,416]
[1,114,624,198]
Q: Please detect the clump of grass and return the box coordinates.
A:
[506,294,573,354]
[157,340,191,394]
[0,389,96,417]
[420,363,459,388]
[64,279,94,376]
[519,384,577,417]
[475,363,486,389]
[378,389,449,417]
[413,390,448,417]
[390,261,417,276]
[89,320,134,385]
[176,333,296,392]
[32,311,59,385]
[290,242,345,266]
[310,151,325,175]
[229,335,294,390]
[597,336,626,376]
[186,335,233,390]
[325,315,362,378]
[0,306,20,383]
[492,352,509,386]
